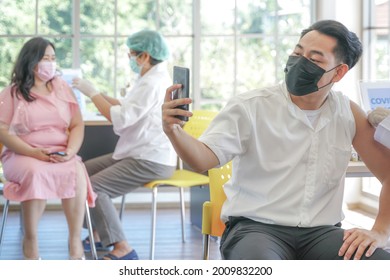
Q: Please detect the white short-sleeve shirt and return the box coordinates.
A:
[199,82,356,227]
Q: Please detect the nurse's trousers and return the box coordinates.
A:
[84,153,175,248]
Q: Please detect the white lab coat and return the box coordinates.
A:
[110,62,176,167]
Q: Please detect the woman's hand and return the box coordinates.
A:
[162,84,193,135]
[48,146,76,163]
[48,153,66,163]
[30,148,51,161]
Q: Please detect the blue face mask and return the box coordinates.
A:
[129,53,143,74]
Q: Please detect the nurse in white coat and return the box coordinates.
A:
[72,30,177,260]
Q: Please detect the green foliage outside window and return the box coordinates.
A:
[0,0,311,113]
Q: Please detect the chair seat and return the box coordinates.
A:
[142,168,210,260]
[144,169,209,189]
[119,110,218,260]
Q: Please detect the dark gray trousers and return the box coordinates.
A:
[220,216,390,260]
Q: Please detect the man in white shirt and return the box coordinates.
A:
[162,20,390,260]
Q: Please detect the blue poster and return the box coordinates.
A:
[367,88,390,110]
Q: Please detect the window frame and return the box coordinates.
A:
[0,0,314,111]
[361,0,390,199]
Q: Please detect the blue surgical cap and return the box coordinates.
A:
[126,30,170,61]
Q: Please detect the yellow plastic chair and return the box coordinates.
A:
[202,161,232,260]
[119,110,218,260]
[0,142,98,260]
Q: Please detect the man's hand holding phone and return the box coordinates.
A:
[162,84,192,134]
[172,66,190,121]
[162,66,193,134]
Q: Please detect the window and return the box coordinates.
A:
[362,0,390,197]
[363,0,390,80]
[0,0,312,113]
[0,0,193,114]
[199,0,312,110]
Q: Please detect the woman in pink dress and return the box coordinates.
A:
[0,37,96,260]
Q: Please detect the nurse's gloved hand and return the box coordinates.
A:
[367,107,390,127]
[72,78,99,98]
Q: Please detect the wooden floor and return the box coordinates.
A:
[0,203,384,261]
[0,206,222,260]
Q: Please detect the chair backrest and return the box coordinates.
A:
[177,110,218,169]
[206,161,232,237]
[183,110,218,139]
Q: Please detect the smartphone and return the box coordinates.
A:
[172,66,190,121]
[50,151,67,156]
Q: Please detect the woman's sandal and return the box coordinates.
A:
[24,256,42,260]
[69,255,86,260]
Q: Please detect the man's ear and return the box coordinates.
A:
[333,63,349,82]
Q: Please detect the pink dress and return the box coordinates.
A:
[0,77,96,207]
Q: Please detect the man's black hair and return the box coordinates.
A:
[301,20,363,69]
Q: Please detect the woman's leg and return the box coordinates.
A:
[62,161,87,259]
[21,199,46,259]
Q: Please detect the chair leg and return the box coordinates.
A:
[0,199,10,252]
[179,187,186,243]
[119,195,126,221]
[85,201,98,260]
[0,199,98,259]
[202,233,210,260]
[150,187,158,260]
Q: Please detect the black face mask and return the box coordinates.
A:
[284,55,337,96]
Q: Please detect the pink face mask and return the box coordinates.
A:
[35,61,57,82]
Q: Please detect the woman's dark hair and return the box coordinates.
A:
[10,37,55,102]
[300,20,363,70]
